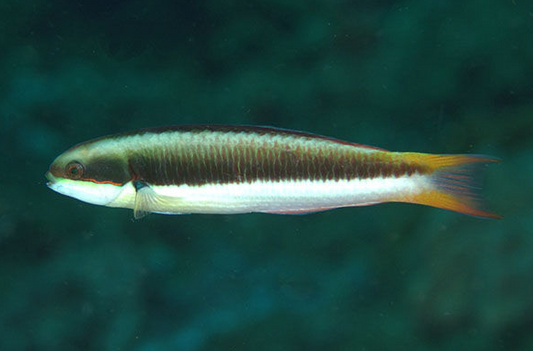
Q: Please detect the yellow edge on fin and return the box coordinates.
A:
[404,190,502,219]
[402,153,501,170]
[398,153,502,219]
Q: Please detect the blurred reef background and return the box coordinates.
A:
[1,0,532,350]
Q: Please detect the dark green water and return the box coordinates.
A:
[1,1,532,350]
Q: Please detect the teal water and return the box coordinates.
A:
[1,1,532,350]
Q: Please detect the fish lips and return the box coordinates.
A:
[45,171,57,188]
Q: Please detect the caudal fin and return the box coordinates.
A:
[402,154,502,219]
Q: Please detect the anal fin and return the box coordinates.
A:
[261,202,381,215]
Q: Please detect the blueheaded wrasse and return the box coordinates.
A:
[45,125,501,219]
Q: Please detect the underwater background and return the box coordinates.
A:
[1,0,532,350]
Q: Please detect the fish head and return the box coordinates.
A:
[46,139,131,206]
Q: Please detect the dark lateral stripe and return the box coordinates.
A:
[128,137,429,186]
[83,158,130,185]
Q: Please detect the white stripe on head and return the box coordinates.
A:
[46,174,124,206]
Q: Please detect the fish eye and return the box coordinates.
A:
[66,161,84,180]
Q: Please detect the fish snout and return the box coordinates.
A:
[45,171,57,187]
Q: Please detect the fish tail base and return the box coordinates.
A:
[403,154,502,219]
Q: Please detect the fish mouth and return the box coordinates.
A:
[45,171,56,187]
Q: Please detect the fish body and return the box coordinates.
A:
[46,125,501,219]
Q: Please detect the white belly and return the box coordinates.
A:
[108,175,429,215]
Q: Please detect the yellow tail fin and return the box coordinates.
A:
[401,154,502,219]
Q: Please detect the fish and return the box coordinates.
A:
[45,125,501,219]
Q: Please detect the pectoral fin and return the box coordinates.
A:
[133,181,178,219]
